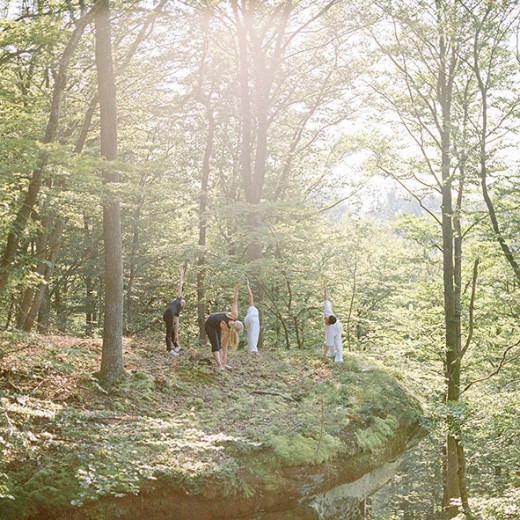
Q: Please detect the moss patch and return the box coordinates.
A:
[267,432,343,466]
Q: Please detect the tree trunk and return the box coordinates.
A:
[83,217,98,335]
[432,4,464,515]
[95,0,125,386]
[437,39,462,520]
[477,84,520,284]
[17,213,52,329]
[24,218,64,331]
[37,287,51,334]
[456,437,473,518]
[54,283,67,332]
[124,206,141,336]
[4,296,15,330]
[86,273,96,334]
[197,111,215,344]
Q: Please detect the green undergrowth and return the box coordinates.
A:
[0,332,424,519]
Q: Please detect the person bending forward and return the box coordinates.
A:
[205,279,243,370]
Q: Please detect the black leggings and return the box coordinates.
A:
[163,311,175,351]
[205,322,222,352]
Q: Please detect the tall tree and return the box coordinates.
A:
[95,0,125,385]
[0,4,94,295]
[230,0,342,263]
[365,1,479,515]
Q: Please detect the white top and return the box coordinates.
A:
[245,305,259,318]
[323,299,342,345]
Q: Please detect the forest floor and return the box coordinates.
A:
[0,331,423,520]
[1,332,385,440]
[1,332,346,421]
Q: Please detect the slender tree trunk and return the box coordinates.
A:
[231,0,253,201]
[86,273,96,334]
[24,218,64,331]
[437,43,462,520]
[95,0,125,385]
[5,296,15,330]
[83,217,98,335]
[456,437,473,518]
[37,288,51,334]
[346,259,358,352]
[97,274,103,328]
[54,283,67,332]
[124,206,141,336]
[474,55,520,284]
[431,5,464,515]
[197,111,215,343]
[17,213,52,329]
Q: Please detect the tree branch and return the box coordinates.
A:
[461,258,478,358]
[461,341,519,395]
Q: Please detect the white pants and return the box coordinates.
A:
[244,306,260,353]
[326,324,343,363]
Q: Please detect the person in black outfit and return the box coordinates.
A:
[204,279,243,370]
[163,266,185,355]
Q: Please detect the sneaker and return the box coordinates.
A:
[218,365,226,371]
[167,350,179,356]
[225,365,233,370]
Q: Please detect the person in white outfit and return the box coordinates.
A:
[244,278,260,354]
[323,284,343,363]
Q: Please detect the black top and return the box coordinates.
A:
[164,298,183,317]
[205,312,232,329]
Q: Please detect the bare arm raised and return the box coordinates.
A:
[177,266,185,298]
[323,282,334,321]
[229,278,240,319]
[246,278,255,307]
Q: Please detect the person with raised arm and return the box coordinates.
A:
[162,266,185,355]
[244,278,260,354]
[323,283,343,363]
[204,279,243,370]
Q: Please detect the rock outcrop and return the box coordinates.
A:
[0,337,425,520]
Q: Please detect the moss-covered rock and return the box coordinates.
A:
[0,334,426,520]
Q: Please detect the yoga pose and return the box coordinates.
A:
[244,278,259,354]
[323,283,343,363]
[204,279,243,370]
[162,266,185,355]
